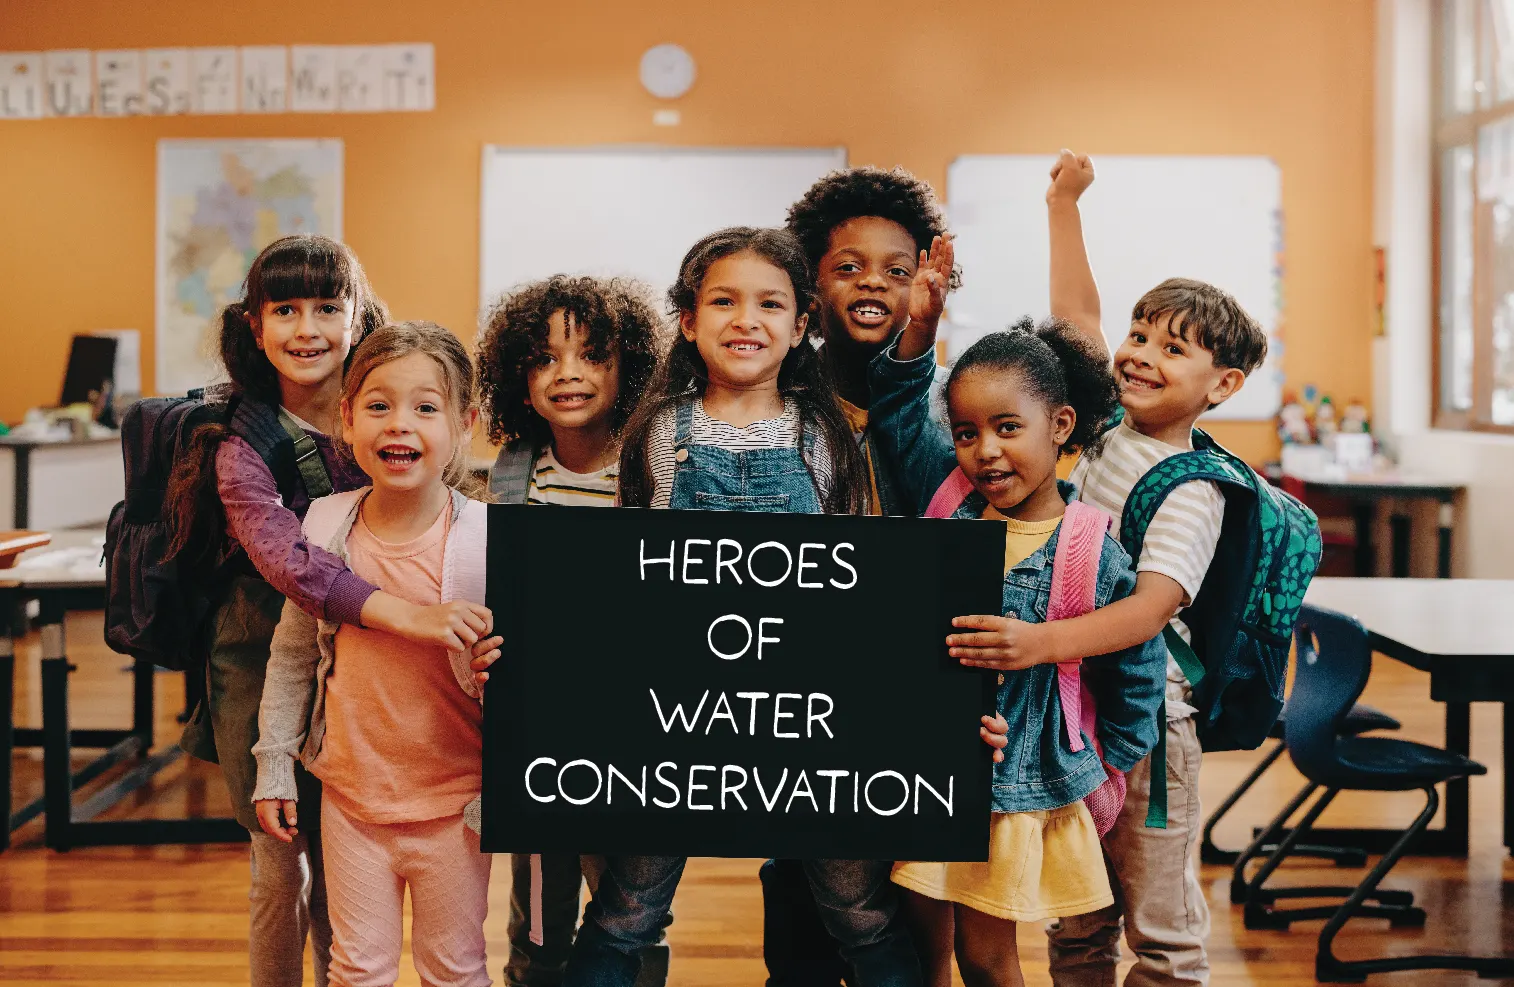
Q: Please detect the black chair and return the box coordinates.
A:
[1203,701,1400,873]
[1237,604,1513,983]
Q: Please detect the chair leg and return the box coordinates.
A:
[1201,740,1285,864]
[1316,786,1514,983]
[1231,781,1320,904]
[1239,786,1340,923]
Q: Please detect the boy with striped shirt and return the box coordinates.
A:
[967,153,1269,987]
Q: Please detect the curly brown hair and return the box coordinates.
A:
[476,275,665,448]
[786,166,962,291]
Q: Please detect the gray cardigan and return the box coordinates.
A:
[250,487,488,824]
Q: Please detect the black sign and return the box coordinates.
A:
[482,505,1005,861]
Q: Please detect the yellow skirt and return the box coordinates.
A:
[891,802,1112,922]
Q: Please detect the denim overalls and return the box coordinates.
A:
[563,399,923,987]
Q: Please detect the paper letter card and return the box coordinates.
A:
[44,50,92,117]
[0,53,43,119]
[240,46,288,113]
[144,49,191,115]
[336,46,384,112]
[191,47,237,114]
[382,43,434,111]
[290,45,338,112]
[482,507,1004,860]
[95,49,144,116]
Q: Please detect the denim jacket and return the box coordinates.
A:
[869,340,1167,813]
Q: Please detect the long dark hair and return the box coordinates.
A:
[617,227,868,515]
[163,235,388,564]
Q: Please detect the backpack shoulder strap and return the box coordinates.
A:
[303,489,366,553]
[1047,501,1111,754]
[276,410,333,500]
[489,441,539,504]
[228,397,334,503]
[924,467,976,519]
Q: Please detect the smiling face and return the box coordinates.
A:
[816,216,918,349]
[342,352,464,495]
[525,309,621,438]
[948,367,1074,518]
[680,251,807,392]
[1113,313,1243,436]
[253,297,356,390]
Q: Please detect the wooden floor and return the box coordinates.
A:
[2,611,1511,986]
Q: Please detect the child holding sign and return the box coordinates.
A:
[476,275,670,987]
[252,323,501,987]
[870,309,1168,987]
[566,227,921,987]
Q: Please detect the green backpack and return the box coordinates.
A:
[1120,426,1323,826]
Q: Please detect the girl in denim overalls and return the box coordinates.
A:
[869,317,1168,987]
[561,227,917,987]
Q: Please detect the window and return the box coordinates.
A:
[1435,0,1514,429]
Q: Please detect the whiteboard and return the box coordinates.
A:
[945,155,1284,421]
[480,145,847,311]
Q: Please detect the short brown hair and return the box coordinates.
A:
[1131,278,1267,375]
[342,321,485,498]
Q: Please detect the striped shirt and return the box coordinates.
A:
[526,447,619,507]
[1068,420,1225,718]
[646,397,835,510]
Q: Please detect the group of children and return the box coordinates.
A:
[164,148,1269,987]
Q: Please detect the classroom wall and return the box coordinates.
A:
[0,0,1377,465]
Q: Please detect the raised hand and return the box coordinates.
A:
[907,234,955,331]
[1046,148,1095,205]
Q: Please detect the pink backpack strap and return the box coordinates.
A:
[1047,501,1111,754]
[924,468,976,519]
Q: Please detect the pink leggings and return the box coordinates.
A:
[321,798,493,987]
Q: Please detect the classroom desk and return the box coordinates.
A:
[0,433,123,530]
[1303,577,1514,856]
[0,529,244,851]
[1280,471,1463,579]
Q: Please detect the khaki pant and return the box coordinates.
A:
[1046,715,1210,987]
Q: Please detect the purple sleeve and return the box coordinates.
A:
[215,436,379,624]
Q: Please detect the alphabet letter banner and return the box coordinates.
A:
[483,505,1005,860]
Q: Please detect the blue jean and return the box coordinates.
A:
[563,856,921,987]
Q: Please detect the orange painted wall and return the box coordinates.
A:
[0,0,1375,464]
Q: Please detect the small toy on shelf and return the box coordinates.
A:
[1277,392,1314,445]
[1340,399,1370,434]
[1314,395,1339,441]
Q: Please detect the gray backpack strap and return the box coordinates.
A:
[489,441,539,504]
[276,409,334,500]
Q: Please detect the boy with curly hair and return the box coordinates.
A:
[785,165,960,519]
[476,274,668,987]
[754,167,959,987]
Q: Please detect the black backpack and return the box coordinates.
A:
[103,390,332,671]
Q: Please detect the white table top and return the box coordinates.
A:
[0,528,106,588]
[1304,577,1514,659]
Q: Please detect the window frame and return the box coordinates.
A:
[1433,0,1514,433]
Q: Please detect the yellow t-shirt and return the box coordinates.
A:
[982,505,1062,571]
[839,397,882,517]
